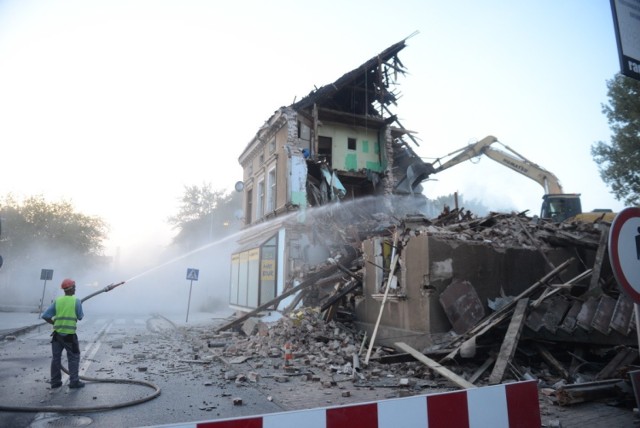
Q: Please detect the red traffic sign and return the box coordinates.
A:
[609,207,640,303]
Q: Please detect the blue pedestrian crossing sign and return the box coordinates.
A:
[186,268,199,281]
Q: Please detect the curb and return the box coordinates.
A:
[0,322,47,340]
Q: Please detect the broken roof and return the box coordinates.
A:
[290,38,408,117]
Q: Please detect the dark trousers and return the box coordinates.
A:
[51,332,80,385]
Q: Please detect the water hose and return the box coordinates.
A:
[0,372,161,413]
[0,280,162,413]
[81,281,126,303]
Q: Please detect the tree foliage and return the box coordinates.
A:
[0,195,109,296]
[591,74,640,206]
[0,195,107,257]
[169,183,242,248]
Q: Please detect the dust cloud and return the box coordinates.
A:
[0,231,241,318]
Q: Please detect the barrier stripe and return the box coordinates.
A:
[506,380,540,428]
[327,402,377,428]
[154,380,539,428]
[428,390,468,427]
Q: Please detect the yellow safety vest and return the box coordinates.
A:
[53,296,78,335]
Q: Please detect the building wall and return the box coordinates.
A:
[356,234,574,350]
[239,115,291,225]
[318,122,382,172]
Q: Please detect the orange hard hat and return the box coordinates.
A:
[61,278,76,290]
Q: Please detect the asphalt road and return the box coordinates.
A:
[1,310,638,428]
[0,312,283,428]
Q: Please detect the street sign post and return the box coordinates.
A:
[611,0,640,82]
[38,269,54,318]
[185,268,199,323]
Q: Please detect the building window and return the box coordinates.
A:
[269,139,276,154]
[318,136,332,165]
[245,188,253,225]
[259,153,264,164]
[348,137,357,150]
[266,167,276,213]
[257,179,265,219]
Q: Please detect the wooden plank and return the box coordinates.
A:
[588,225,610,290]
[469,355,496,384]
[610,294,634,335]
[394,342,476,389]
[595,346,638,380]
[559,300,582,333]
[488,298,529,385]
[365,232,399,365]
[215,262,342,332]
[591,295,616,335]
[576,296,599,331]
[534,343,570,380]
[556,379,627,406]
[532,269,592,309]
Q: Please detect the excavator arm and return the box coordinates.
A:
[430,136,583,222]
[431,135,565,195]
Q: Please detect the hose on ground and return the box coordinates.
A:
[0,366,161,413]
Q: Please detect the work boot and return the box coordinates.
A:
[50,382,62,389]
[69,381,85,389]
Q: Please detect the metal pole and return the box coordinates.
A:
[634,303,640,350]
[186,280,193,323]
[38,280,48,319]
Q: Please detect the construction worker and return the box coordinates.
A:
[41,278,85,389]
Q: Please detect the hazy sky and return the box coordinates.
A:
[0,0,628,261]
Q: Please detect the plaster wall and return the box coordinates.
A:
[356,234,575,349]
[317,123,381,172]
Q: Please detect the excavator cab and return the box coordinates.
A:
[540,194,582,223]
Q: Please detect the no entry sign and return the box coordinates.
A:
[609,207,640,303]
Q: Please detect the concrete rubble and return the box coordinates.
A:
[214,203,639,414]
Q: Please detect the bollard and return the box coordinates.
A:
[283,343,293,368]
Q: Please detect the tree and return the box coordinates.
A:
[169,183,242,248]
[0,195,109,304]
[0,195,107,258]
[591,74,640,206]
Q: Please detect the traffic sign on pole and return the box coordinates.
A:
[186,268,199,281]
[185,268,199,322]
[609,207,640,303]
[38,268,54,319]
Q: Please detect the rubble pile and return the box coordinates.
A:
[406,210,604,251]
[216,204,637,409]
[206,310,441,388]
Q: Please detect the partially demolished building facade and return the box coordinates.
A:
[228,39,636,362]
[229,38,433,313]
[221,39,637,416]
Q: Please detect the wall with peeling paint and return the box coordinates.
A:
[317,123,382,172]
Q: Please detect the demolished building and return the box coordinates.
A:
[225,38,638,404]
[229,37,434,313]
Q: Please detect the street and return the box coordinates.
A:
[0,311,282,428]
[1,310,638,428]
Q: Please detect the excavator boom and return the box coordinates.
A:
[431,135,565,195]
[430,136,583,222]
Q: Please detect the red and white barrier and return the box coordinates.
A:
[158,380,540,428]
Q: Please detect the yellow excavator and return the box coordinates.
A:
[429,135,614,223]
